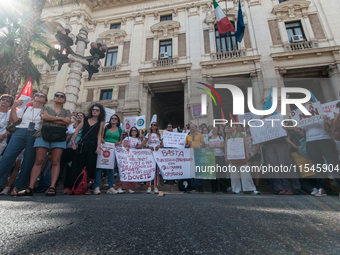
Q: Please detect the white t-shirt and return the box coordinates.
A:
[123,137,141,149]
[207,135,225,156]
[16,107,43,130]
[146,133,162,148]
[0,111,10,135]
[66,124,77,148]
[303,120,331,142]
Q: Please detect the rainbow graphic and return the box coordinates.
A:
[197,82,226,120]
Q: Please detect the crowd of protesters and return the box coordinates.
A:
[0,92,340,197]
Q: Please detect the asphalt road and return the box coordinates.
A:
[1,193,340,255]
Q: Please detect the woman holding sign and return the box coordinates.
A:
[145,122,163,194]
[225,124,259,195]
[94,114,123,195]
[116,126,142,194]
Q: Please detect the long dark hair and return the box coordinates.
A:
[88,104,105,123]
[107,114,121,129]
[129,126,139,138]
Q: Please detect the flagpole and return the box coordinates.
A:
[225,0,227,13]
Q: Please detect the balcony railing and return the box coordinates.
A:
[99,65,120,73]
[284,41,318,51]
[210,50,246,60]
[152,58,178,67]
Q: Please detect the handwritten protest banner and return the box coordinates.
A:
[322,100,339,119]
[153,149,195,180]
[227,138,245,160]
[96,142,115,169]
[194,148,216,179]
[250,114,287,144]
[115,147,155,182]
[290,102,324,127]
[124,115,146,131]
[163,131,187,148]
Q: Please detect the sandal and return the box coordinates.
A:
[45,187,56,196]
[278,190,287,195]
[10,187,19,196]
[17,187,33,196]
[85,189,91,195]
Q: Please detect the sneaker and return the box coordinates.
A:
[162,180,168,185]
[311,188,318,196]
[94,187,101,195]
[154,188,159,194]
[173,180,178,185]
[107,187,118,194]
[146,187,151,194]
[252,190,260,195]
[315,188,327,197]
[0,187,11,195]
[127,189,135,194]
[117,188,124,194]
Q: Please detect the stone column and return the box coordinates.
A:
[250,72,262,110]
[182,78,189,125]
[328,64,340,100]
[64,27,90,111]
[301,13,315,41]
[319,76,336,102]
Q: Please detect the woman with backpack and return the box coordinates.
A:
[145,121,163,194]
[94,114,123,195]
[116,126,142,194]
[67,104,105,195]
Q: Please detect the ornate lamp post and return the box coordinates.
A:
[53,25,108,111]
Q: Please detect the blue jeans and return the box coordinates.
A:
[94,168,114,189]
[0,128,37,189]
[191,178,203,188]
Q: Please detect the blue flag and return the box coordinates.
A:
[263,85,277,115]
[236,0,245,43]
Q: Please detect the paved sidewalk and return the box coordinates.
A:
[1,194,340,254]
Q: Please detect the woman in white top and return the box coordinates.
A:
[145,122,163,194]
[300,103,340,196]
[0,94,13,156]
[0,93,46,195]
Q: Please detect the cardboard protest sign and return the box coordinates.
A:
[227,138,245,160]
[104,107,116,123]
[250,114,287,144]
[115,147,155,182]
[162,131,187,148]
[124,115,146,132]
[322,100,339,120]
[96,142,115,169]
[153,149,195,180]
[290,102,324,127]
[194,148,216,179]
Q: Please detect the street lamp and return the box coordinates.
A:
[54,24,107,80]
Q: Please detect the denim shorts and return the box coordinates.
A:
[34,137,66,149]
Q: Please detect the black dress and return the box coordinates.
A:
[65,117,100,189]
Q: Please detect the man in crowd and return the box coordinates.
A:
[185,124,205,192]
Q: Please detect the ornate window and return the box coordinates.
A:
[105,48,118,66]
[214,23,238,52]
[110,23,121,29]
[160,15,172,21]
[285,21,306,42]
[159,40,172,58]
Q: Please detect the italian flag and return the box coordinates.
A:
[213,0,236,34]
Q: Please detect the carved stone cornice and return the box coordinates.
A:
[98,29,127,45]
[132,12,146,25]
[150,20,180,39]
[328,64,339,76]
[272,0,311,21]
[186,3,201,16]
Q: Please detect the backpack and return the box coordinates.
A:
[69,167,89,195]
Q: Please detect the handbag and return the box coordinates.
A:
[76,121,99,154]
[298,137,310,159]
[41,125,67,142]
[6,107,28,133]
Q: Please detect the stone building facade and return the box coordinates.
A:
[34,0,340,128]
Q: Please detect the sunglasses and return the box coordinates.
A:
[1,98,12,103]
[92,108,100,112]
[131,129,138,132]
[111,117,118,120]
[55,94,65,98]
[167,125,172,128]
[151,124,158,126]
